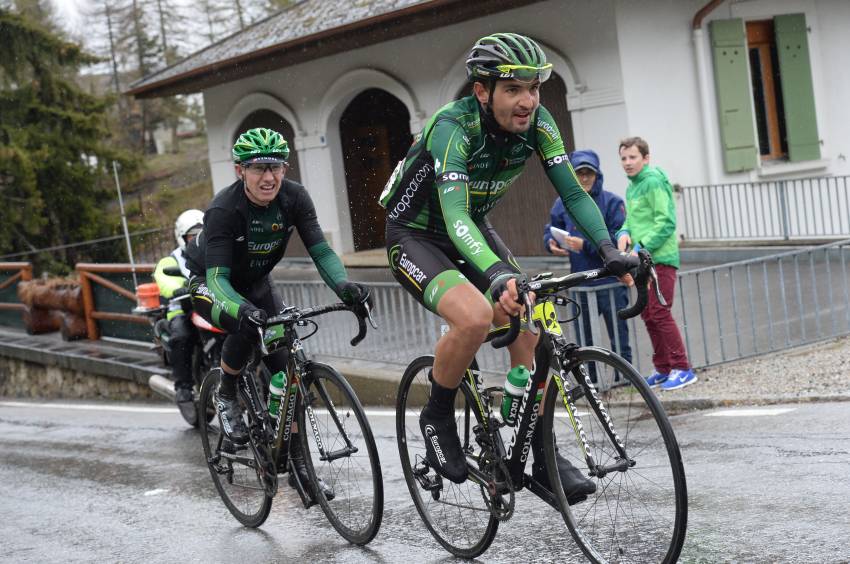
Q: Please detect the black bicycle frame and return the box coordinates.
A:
[238,314,360,480]
[460,339,552,489]
[459,323,633,500]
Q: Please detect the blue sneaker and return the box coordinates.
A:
[645,371,669,388]
[661,369,697,390]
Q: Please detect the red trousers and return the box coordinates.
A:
[641,264,690,373]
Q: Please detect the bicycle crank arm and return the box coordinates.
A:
[320,445,358,462]
[287,459,316,509]
[524,473,559,511]
[216,452,257,468]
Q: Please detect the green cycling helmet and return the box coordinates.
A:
[232,127,290,163]
[466,33,552,83]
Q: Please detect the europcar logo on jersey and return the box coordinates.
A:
[387,162,434,220]
[537,118,559,141]
[399,252,427,283]
[388,244,401,271]
[468,177,515,196]
[248,240,282,253]
[453,220,484,255]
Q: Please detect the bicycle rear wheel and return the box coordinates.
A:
[298,363,383,545]
[199,368,272,527]
[396,356,498,558]
[542,347,687,563]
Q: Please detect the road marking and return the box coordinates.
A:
[143,489,170,496]
[704,407,795,417]
[0,401,177,414]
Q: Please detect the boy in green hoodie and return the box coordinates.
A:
[616,137,696,390]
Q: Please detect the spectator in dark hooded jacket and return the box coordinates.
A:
[544,149,632,373]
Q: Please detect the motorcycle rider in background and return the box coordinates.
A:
[153,209,204,421]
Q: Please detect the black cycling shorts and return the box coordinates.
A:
[385,221,519,313]
[190,275,287,374]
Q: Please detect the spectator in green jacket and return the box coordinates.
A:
[616,137,696,390]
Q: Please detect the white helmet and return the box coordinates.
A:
[174,209,204,249]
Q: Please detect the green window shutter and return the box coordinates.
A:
[775,13,820,162]
[710,18,758,172]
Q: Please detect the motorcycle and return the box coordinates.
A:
[134,275,225,427]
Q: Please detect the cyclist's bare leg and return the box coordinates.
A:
[433,283,493,388]
[491,306,538,369]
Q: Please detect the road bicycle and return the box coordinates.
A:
[199,298,383,545]
[396,251,688,562]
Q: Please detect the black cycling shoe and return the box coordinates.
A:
[214,392,249,445]
[288,440,335,501]
[175,387,197,424]
[419,406,468,484]
[532,451,596,505]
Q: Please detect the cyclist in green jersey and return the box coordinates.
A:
[380,33,630,500]
[186,127,372,500]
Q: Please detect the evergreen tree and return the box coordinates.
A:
[0,7,133,270]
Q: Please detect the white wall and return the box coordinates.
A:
[612,0,850,187]
[202,0,630,252]
[200,0,850,251]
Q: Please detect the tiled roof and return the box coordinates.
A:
[128,0,431,95]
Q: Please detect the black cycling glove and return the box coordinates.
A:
[237,303,267,337]
[336,281,373,308]
[598,239,630,277]
[484,262,519,304]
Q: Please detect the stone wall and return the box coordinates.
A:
[0,356,155,401]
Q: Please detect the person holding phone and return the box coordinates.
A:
[544,149,632,375]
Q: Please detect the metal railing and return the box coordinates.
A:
[675,238,850,368]
[0,228,172,266]
[680,175,850,241]
[274,238,850,381]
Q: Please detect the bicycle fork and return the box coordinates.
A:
[553,348,633,479]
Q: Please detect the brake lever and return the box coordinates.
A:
[523,292,538,336]
[258,326,269,357]
[649,265,668,307]
[364,301,378,330]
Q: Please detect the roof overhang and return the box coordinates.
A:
[127,0,543,99]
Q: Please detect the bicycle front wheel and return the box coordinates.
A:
[542,348,687,563]
[199,368,272,527]
[298,363,383,545]
[396,356,498,559]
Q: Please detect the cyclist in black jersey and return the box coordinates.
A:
[381,33,631,500]
[186,127,372,500]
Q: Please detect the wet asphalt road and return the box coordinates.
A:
[1,400,848,563]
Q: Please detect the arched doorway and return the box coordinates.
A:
[340,88,412,251]
[454,73,575,256]
[235,109,308,256]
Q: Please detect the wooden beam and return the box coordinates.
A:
[83,272,138,302]
[79,272,99,340]
[90,311,149,324]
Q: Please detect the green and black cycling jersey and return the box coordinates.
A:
[184,179,346,328]
[379,95,611,278]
